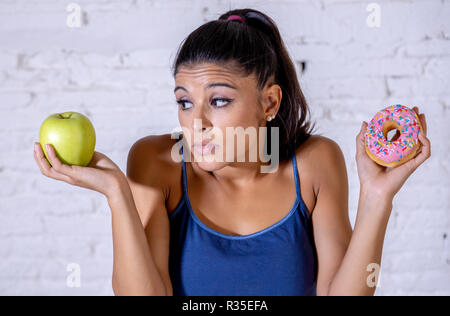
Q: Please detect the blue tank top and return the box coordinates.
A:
[168,141,318,296]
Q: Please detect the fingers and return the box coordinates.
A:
[356,121,368,158]
[44,143,76,175]
[33,142,75,184]
[402,131,431,174]
[34,143,52,175]
[412,106,427,137]
[419,113,427,136]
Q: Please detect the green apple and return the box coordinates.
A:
[39,112,96,167]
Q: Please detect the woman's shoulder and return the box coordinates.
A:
[129,133,180,160]
[295,134,343,158]
[127,133,182,193]
[294,134,346,194]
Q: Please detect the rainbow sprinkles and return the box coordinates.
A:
[364,104,421,164]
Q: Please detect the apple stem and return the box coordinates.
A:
[59,113,72,119]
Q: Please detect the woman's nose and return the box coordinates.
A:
[193,119,213,135]
[192,108,212,133]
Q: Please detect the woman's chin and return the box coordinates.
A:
[192,154,225,171]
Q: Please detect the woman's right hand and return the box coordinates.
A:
[33,142,126,199]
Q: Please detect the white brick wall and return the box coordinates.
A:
[0,0,449,296]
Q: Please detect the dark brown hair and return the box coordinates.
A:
[171,8,317,162]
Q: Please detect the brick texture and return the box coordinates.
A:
[0,0,449,296]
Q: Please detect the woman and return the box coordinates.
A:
[33,9,430,296]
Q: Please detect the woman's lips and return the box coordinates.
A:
[192,142,217,155]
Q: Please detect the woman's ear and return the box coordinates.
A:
[263,83,282,116]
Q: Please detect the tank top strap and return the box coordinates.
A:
[291,150,301,199]
[177,140,188,196]
[291,150,311,220]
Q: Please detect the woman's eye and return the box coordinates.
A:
[176,100,193,110]
[176,98,232,110]
[212,98,232,108]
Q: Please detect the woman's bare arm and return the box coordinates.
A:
[310,137,392,296]
[108,184,167,296]
[307,137,352,295]
[312,108,430,296]
[33,135,170,296]
[326,186,392,295]
[110,137,172,296]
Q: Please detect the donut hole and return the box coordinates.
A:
[382,120,402,142]
[387,129,401,142]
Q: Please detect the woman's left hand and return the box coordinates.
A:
[355,106,431,200]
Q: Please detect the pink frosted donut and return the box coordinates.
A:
[364,104,423,167]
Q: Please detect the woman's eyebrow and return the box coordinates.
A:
[174,82,237,93]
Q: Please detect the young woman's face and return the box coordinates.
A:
[174,62,279,171]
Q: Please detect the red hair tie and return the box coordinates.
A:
[227,15,246,24]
